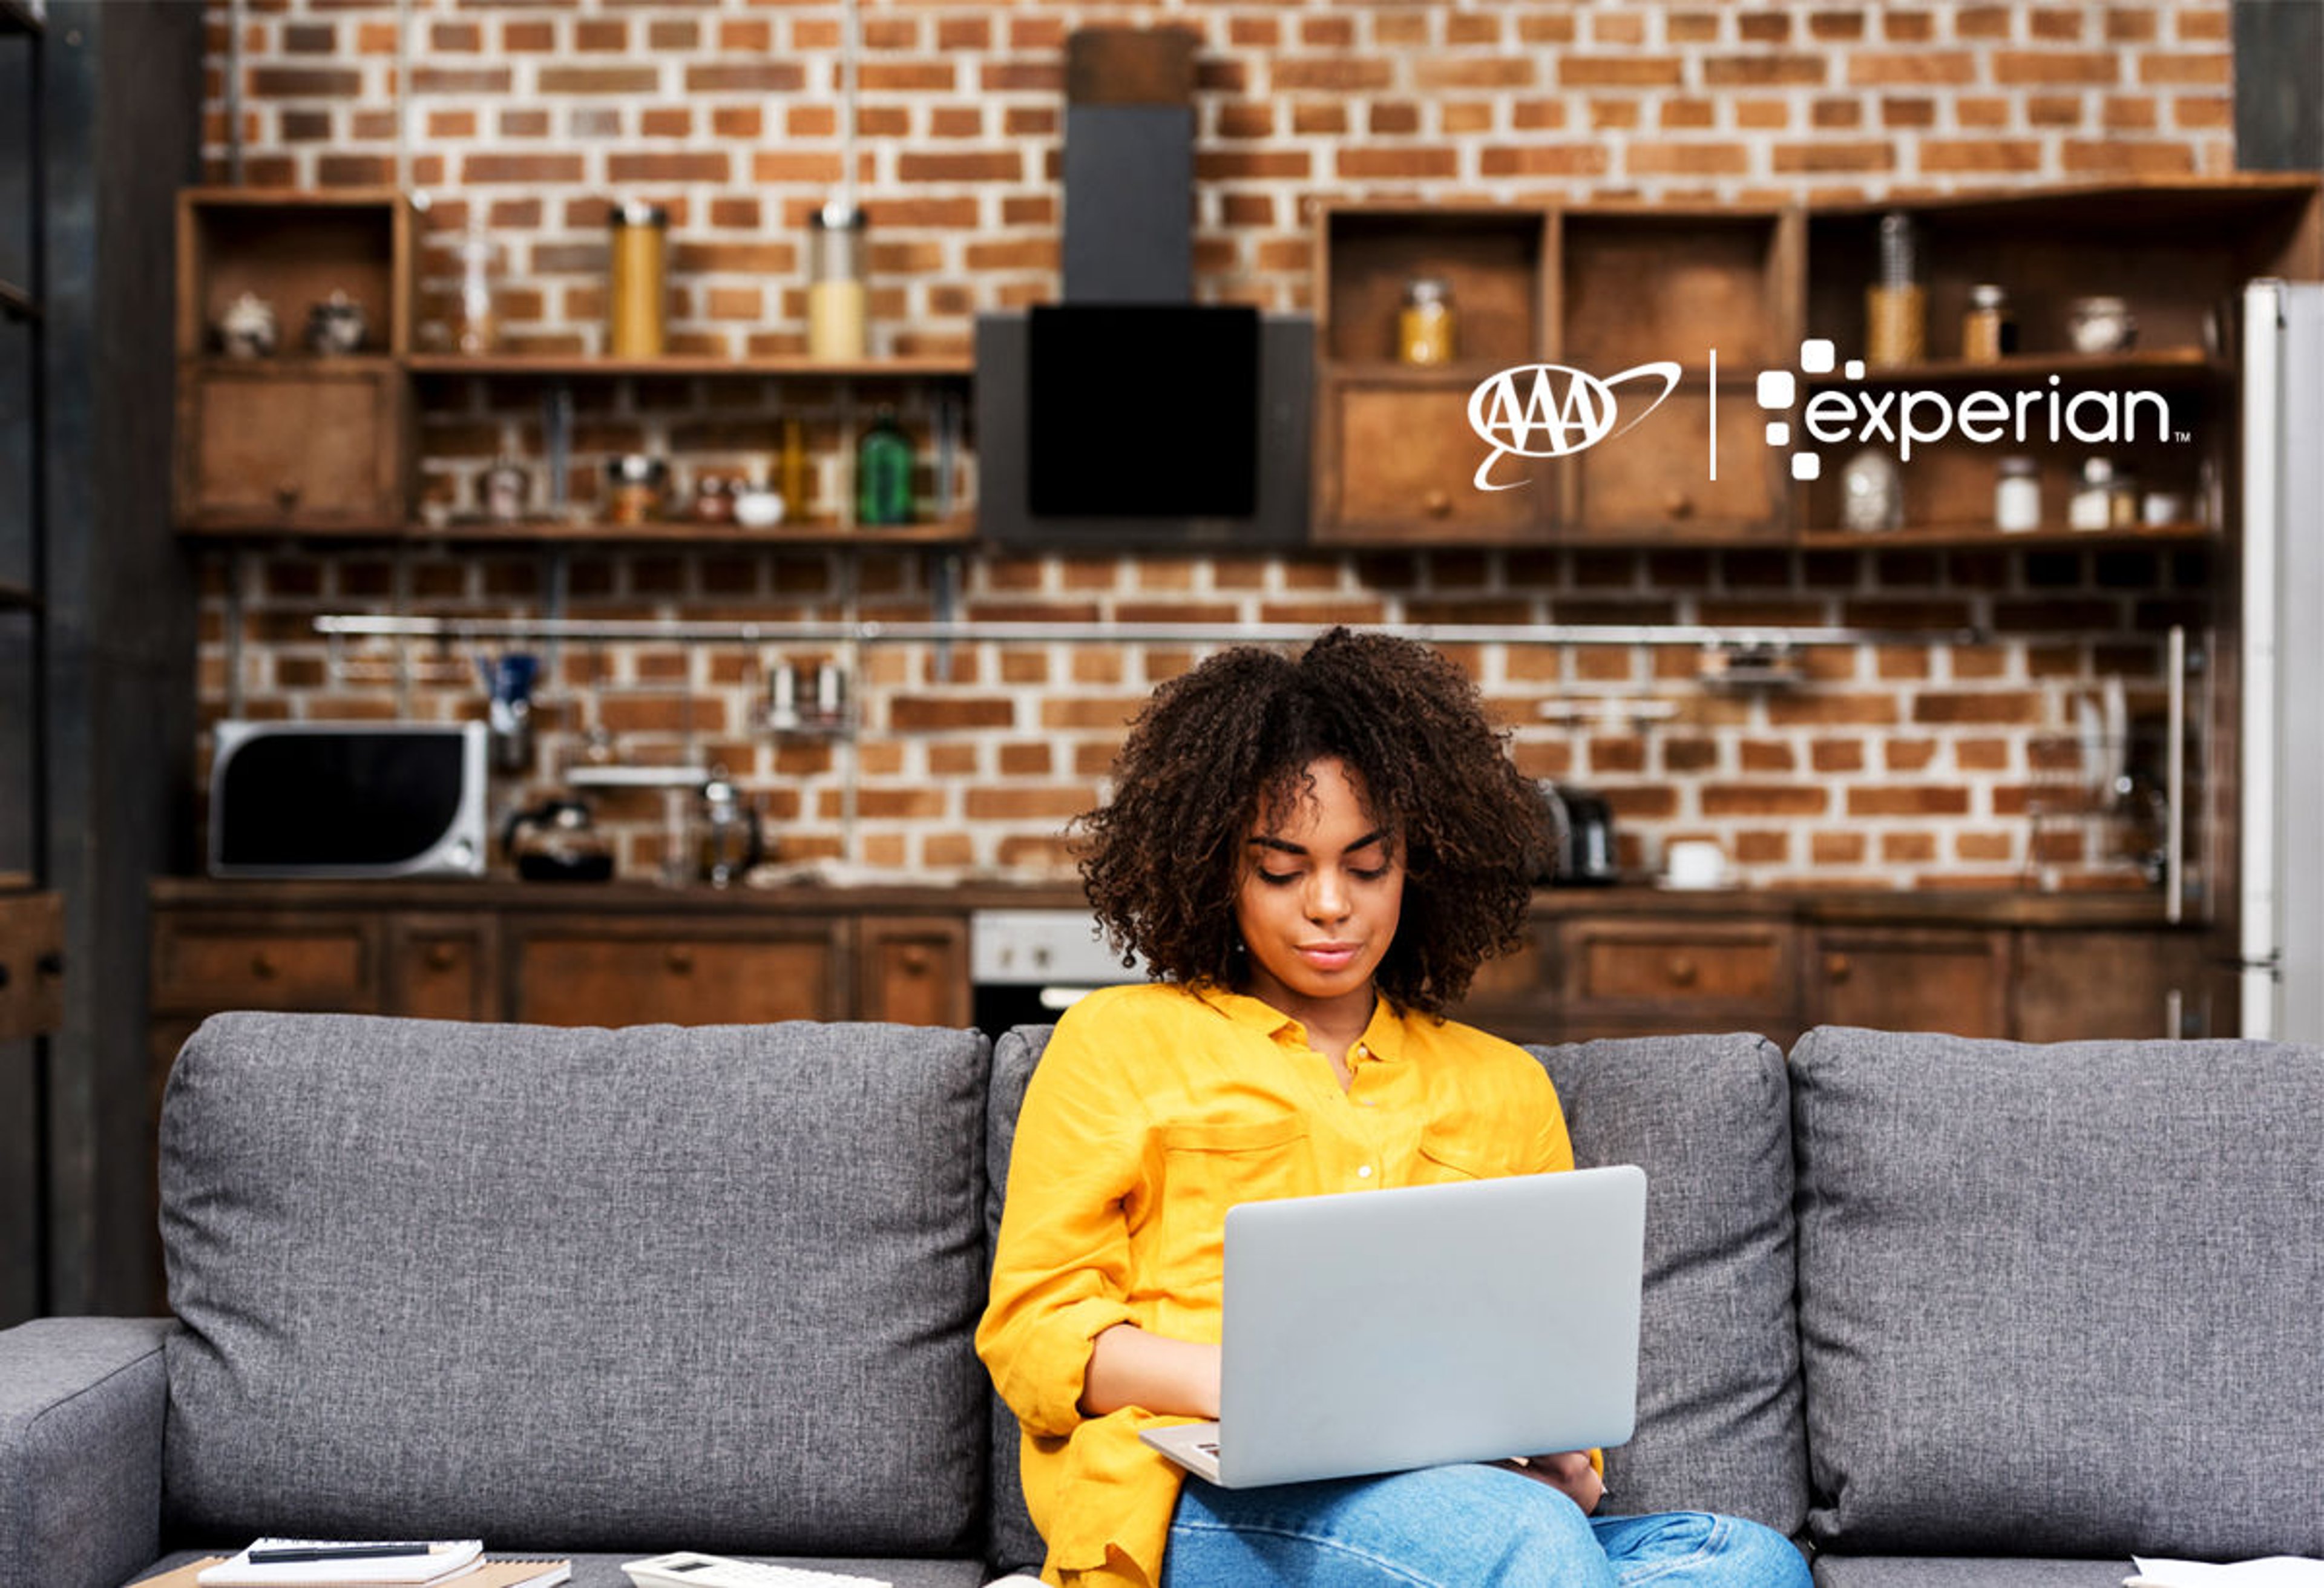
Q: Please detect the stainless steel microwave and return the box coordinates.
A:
[208,721,488,879]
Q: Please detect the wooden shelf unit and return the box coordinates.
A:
[174,187,977,545]
[1311,177,2320,550]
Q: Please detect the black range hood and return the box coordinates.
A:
[976,28,1312,550]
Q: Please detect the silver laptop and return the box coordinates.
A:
[1140,1164,1646,1489]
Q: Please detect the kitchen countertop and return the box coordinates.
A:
[149,876,2196,928]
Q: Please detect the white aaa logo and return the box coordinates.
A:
[1467,362,1684,490]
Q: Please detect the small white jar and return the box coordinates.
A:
[2069,457,2116,531]
[1994,456,2041,533]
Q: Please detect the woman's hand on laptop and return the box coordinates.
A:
[1498,1451,1605,1515]
[1080,1324,1223,1420]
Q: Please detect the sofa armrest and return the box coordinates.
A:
[0,1316,177,1588]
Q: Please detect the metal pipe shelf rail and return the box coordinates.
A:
[313,615,1988,649]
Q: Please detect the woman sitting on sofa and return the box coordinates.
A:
[976,627,1810,1588]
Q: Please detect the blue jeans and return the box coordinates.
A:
[1160,1465,1811,1588]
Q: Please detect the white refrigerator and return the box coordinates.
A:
[2237,280,2324,1041]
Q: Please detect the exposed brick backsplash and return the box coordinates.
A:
[203,540,2198,891]
[197,0,2232,892]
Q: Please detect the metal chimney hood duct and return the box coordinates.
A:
[1062,28,1198,304]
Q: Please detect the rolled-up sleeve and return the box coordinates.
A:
[977,1017,1152,1439]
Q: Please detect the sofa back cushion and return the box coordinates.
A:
[1533,1033,1807,1535]
[980,1025,1807,1563]
[161,1012,991,1555]
[1791,1026,2324,1558]
[983,1026,1051,1577]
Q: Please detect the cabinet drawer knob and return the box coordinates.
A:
[1664,490,1694,519]
[251,951,278,980]
[426,943,458,971]
[665,946,695,973]
[900,947,931,974]
[0,962,10,991]
[1824,953,1851,983]
[275,479,301,508]
[1423,490,1452,519]
[1667,955,1698,988]
[36,951,61,978]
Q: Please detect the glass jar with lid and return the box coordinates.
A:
[606,454,668,527]
[1961,283,2016,364]
[2069,457,2117,531]
[608,200,670,358]
[1994,456,2041,533]
[1398,278,1457,366]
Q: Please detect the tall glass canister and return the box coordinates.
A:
[608,200,669,358]
[808,202,869,361]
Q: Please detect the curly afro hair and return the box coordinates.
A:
[1076,626,1549,1016]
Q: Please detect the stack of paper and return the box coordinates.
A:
[185,1543,566,1588]
[2127,1560,2324,1588]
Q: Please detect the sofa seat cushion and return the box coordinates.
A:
[1534,1034,1807,1537]
[160,1014,992,1557]
[128,1550,991,1588]
[1791,1026,2324,1560]
[1812,1559,2135,1588]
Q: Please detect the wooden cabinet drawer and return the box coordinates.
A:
[510,920,844,1027]
[389,917,496,1023]
[0,891,65,1041]
[856,916,968,1028]
[1318,376,1548,541]
[1563,919,1793,1012]
[176,364,404,530]
[1451,923,1560,1045]
[2012,928,2204,1043]
[1571,383,1785,542]
[151,916,380,1012]
[1808,927,2009,1038]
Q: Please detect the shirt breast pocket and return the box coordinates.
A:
[1414,1124,1515,1184]
[1156,1117,1315,1293]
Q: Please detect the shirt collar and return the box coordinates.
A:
[1190,980,1408,1064]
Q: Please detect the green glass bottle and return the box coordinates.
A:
[855,409,914,527]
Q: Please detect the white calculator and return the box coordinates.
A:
[620,1554,891,1588]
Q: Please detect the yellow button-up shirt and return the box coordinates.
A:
[976,980,1577,1588]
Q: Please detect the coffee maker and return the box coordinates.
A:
[1539,783,1621,885]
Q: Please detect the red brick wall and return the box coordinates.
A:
[197,0,2234,890]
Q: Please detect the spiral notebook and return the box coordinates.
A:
[140,1559,569,1588]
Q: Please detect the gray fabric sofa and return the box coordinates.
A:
[2,1012,2319,1588]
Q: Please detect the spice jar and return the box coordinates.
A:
[2069,457,2117,531]
[1839,446,1904,532]
[1865,211,1926,367]
[606,454,668,527]
[690,472,734,525]
[1398,278,1457,366]
[483,456,529,524]
[2107,464,2140,530]
[608,200,669,358]
[1994,456,2041,533]
[2067,295,2137,356]
[1961,283,2016,364]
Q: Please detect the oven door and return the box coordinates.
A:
[970,909,1145,1043]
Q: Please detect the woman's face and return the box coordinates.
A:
[1232,757,1405,1017]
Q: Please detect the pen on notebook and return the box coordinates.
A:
[245,1543,438,1565]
